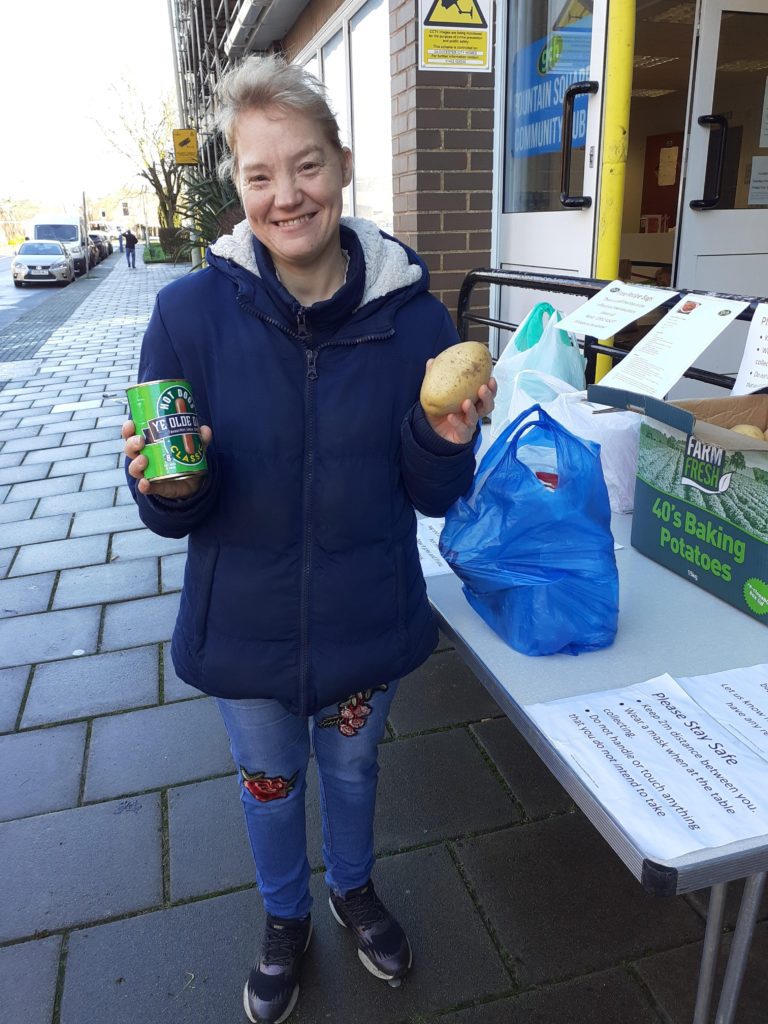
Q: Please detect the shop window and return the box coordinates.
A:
[299,0,393,233]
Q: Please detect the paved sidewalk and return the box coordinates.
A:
[1,256,767,1024]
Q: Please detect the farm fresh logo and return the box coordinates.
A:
[681,434,732,495]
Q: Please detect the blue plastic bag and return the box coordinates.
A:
[439,406,619,656]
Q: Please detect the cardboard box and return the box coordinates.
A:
[589,386,768,624]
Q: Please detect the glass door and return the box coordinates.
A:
[495,0,608,277]
[675,0,768,294]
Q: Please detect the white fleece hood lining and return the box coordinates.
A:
[210,216,422,307]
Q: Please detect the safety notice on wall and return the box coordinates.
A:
[419,0,492,72]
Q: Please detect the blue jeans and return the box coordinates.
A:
[126,248,135,268]
[217,681,398,919]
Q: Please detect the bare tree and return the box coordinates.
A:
[98,84,184,229]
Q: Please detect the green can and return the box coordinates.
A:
[126,379,208,482]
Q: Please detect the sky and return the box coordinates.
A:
[0,0,178,211]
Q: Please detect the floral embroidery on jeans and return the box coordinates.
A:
[319,685,389,736]
[240,766,299,802]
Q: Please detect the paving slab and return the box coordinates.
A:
[635,922,768,1024]
[85,698,233,800]
[0,451,24,468]
[454,814,704,986]
[168,774,251,900]
[160,551,185,591]
[83,468,126,490]
[70,503,141,537]
[373,729,520,851]
[162,642,203,701]
[50,453,118,477]
[111,530,187,560]
[0,794,162,941]
[34,487,115,517]
[472,717,575,818]
[0,545,15,578]
[6,475,82,502]
[23,443,87,464]
[53,557,158,609]
[11,534,108,576]
[100,592,180,650]
[390,649,504,734]
[0,513,71,550]
[0,462,52,486]
[0,665,29,732]
[441,968,664,1023]
[0,498,36,524]
[0,605,100,668]
[61,845,510,1024]
[0,935,61,1024]
[0,571,56,618]
[0,721,86,821]
[22,645,159,726]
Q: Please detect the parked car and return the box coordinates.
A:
[31,215,90,275]
[11,240,75,287]
[89,231,110,260]
[87,236,100,267]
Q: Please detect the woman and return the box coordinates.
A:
[123,54,495,1024]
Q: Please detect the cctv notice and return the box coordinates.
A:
[598,293,749,399]
[527,671,768,860]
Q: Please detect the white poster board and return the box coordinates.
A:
[733,302,768,395]
[527,673,768,860]
[556,281,678,338]
[597,294,749,399]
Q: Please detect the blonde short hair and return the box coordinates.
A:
[215,53,344,188]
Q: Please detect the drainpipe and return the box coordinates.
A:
[593,0,635,380]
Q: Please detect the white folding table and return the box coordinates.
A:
[427,512,768,1024]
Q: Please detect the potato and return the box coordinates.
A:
[731,423,766,441]
[420,342,492,417]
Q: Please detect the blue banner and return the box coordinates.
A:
[510,19,592,158]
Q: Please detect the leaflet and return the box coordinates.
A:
[677,663,768,760]
[733,302,768,396]
[598,293,749,398]
[527,674,768,860]
[417,517,452,577]
[555,280,678,337]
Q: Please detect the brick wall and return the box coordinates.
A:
[390,0,495,331]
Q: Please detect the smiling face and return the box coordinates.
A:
[235,105,352,278]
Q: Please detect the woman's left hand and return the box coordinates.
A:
[424,369,497,445]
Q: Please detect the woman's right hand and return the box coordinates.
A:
[122,420,213,499]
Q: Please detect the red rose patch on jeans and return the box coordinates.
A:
[240,766,299,802]
[319,685,389,736]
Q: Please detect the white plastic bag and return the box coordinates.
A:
[497,370,640,513]
[490,302,586,441]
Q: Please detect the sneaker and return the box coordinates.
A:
[329,881,412,984]
[243,913,312,1024]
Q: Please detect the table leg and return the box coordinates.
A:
[713,872,766,1024]
[692,882,727,1024]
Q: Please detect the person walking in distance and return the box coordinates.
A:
[121,54,495,1024]
[124,228,137,269]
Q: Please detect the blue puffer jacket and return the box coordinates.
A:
[128,217,477,715]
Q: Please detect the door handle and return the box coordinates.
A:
[559,80,599,209]
[689,114,728,209]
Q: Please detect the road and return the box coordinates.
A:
[0,253,80,336]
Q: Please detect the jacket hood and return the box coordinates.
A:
[209,216,425,312]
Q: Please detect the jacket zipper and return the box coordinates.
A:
[237,292,394,713]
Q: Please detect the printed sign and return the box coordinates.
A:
[556,281,678,337]
[528,673,768,860]
[733,302,768,395]
[508,18,592,158]
[173,128,198,166]
[419,0,492,72]
[598,293,749,399]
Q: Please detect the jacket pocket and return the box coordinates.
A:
[191,543,220,648]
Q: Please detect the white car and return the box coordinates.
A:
[11,240,75,287]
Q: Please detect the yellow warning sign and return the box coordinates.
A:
[173,129,199,166]
[423,28,488,66]
[423,0,487,29]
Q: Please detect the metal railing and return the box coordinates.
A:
[456,268,766,391]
